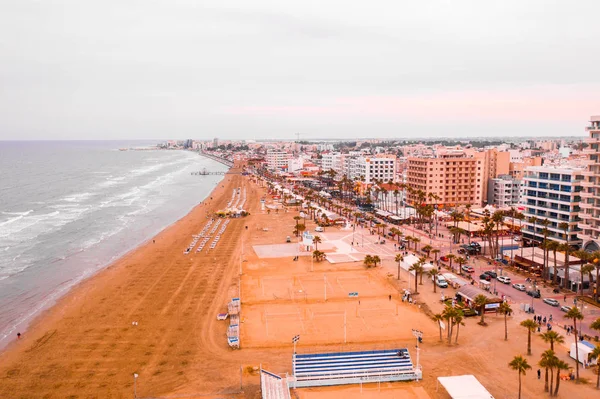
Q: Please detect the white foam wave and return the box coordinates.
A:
[62,192,94,203]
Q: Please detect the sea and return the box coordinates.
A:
[0,141,228,349]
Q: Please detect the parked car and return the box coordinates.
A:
[286,236,291,243]
[512,283,526,291]
[560,305,572,312]
[479,273,491,281]
[435,275,449,288]
[462,265,475,273]
[315,226,324,232]
[484,271,498,279]
[543,298,560,307]
[440,256,449,262]
[514,236,522,241]
[527,290,541,298]
[497,276,511,284]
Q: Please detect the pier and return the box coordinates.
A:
[191,169,226,176]
[198,151,234,167]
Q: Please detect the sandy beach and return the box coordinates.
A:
[0,165,277,398]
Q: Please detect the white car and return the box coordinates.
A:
[514,236,521,241]
[315,226,324,232]
[512,283,526,291]
[497,276,511,284]
[543,298,560,307]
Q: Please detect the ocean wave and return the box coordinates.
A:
[0,210,34,228]
[62,192,95,203]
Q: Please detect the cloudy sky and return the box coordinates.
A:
[1,1,599,140]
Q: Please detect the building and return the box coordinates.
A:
[488,175,521,207]
[520,165,583,246]
[578,115,600,252]
[349,155,397,184]
[321,152,343,177]
[406,150,484,207]
[266,150,291,171]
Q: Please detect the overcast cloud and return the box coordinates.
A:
[1,0,599,140]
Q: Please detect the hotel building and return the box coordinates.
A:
[578,115,600,252]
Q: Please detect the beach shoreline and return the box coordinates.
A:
[0,167,247,397]
[0,167,229,354]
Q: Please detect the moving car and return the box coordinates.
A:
[440,256,449,262]
[560,305,572,312]
[527,290,541,298]
[543,298,560,307]
[497,276,511,284]
[484,271,498,279]
[315,226,324,232]
[479,273,491,281]
[512,283,526,291]
[461,265,475,273]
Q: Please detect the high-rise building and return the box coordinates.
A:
[578,115,600,252]
[266,150,291,171]
[520,165,583,246]
[406,151,484,207]
[488,175,521,207]
[348,155,397,184]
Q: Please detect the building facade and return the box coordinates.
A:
[578,115,600,252]
[349,155,397,184]
[488,175,521,207]
[406,151,484,207]
[520,166,583,246]
[266,150,291,171]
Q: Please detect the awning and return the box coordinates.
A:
[437,375,495,399]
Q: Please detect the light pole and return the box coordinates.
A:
[133,373,138,398]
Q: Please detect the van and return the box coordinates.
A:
[435,275,448,288]
[286,236,291,243]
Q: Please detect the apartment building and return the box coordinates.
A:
[321,152,343,176]
[578,115,600,252]
[520,166,583,246]
[348,155,397,184]
[488,175,521,207]
[406,151,484,207]
[266,150,291,171]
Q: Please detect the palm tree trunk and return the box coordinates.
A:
[438,325,442,342]
[574,322,580,379]
[455,322,460,344]
[518,372,522,399]
[544,367,549,392]
[549,367,554,394]
[554,368,561,396]
[504,314,508,340]
[527,331,531,355]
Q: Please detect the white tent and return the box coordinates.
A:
[437,375,495,399]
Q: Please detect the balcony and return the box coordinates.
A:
[585,136,600,143]
[586,126,600,131]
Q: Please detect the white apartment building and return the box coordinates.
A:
[321,152,343,176]
[488,175,521,207]
[578,115,600,252]
[521,165,583,246]
[349,156,397,184]
[266,150,291,171]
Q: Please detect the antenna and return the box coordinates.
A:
[295,132,300,143]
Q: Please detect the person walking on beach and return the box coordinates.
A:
[17,332,21,339]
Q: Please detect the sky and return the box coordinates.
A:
[1,0,599,141]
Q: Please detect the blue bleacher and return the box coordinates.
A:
[291,349,420,388]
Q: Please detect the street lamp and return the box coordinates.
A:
[133,373,139,398]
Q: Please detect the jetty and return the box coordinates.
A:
[191,169,226,176]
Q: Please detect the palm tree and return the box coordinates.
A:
[454,309,465,344]
[564,306,584,380]
[395,253,404,280]
[431,249,440,263]
[538,349,558,392]
[433,313,444,342]
[539,349,557,393]
[429,268,440,293]
[363,255,374,268]
[539,219,550,278]
[591,317,600,332]
[312,250,326,262]
[520,319,538,356]
[553,359,569,396]
[509,355,531,399]
[372,255,381,267]
[447,254,456,272]
[418,256,427,285]
[528,216,538,262]
[573,249,591,296]
[499,302,512,341]
[473,294,488,325]
[559,221,570,290]
[413,237,421,252]
[313,235,322,251]
[442,305,458,345]
[590,345,600,389]
[541,331,564,352]
[409,262,423,293]
[293,215,301,236]
[547,240,559,285]
[455,256,467,274]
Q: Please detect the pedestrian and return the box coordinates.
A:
[153,239,155,244]
[389,294,392,301]
[564,294,567,302]
[549,314,553,322]
[537,369,541,379]
[543,316,546,324]
[17,332,21,339]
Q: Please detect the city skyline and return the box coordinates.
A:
[1,1,600,140]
